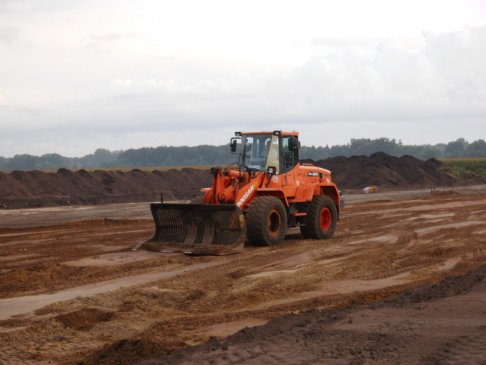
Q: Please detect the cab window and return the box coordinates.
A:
[280,136,299,173]
[265,135,280,173]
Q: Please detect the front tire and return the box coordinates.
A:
[300,195,337,239]
[246,196,287,246]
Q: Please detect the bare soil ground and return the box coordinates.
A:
[142,266,486,365]
[0,187,485,364]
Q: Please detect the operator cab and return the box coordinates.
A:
[230,131,299,174]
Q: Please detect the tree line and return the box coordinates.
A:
[1,138,485,171]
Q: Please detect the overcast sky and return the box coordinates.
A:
[0,0,485,157]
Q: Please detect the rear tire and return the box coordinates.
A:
[246,196,287,246]
[300,195,337,239]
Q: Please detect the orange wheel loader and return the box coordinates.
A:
[137,131,341,254]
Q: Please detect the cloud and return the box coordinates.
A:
[257,27,486,123]
[0,0,83,14]
[85,32,144,52]
[311,37,381,49]
[0,26,19,44]
[424,27,486,103]
[99,26,486,127]
[91,32,139,42]
[0,13,485,156]
[0,93,8,105]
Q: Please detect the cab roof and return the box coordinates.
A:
[237,131,299,137]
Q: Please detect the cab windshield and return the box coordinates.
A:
[241,134,280,173]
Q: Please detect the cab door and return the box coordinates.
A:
[280,136,299,198]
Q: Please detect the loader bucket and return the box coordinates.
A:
[135,203,246,255]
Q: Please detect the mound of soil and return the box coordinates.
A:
[378,264,486,307]
[80,338,184,365]
[0,153,483,209]
[306,152,485,190]
[56,308,115,331]
[0,168,211,209]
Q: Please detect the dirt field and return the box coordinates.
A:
[0,187,485,364]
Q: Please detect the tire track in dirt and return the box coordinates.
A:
[425,329,486,365]
[0,219,214,298]
[0,192,485,364]
[141,266,486,365]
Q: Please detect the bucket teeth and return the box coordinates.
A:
[135,203,246,254]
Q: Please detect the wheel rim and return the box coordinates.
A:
[268,209,281,237]
[320,207,332,231]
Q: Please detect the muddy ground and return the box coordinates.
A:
[143,265,486,365]
[0,187,485,364]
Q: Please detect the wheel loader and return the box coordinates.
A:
[137,130,341,254]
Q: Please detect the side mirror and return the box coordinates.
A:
[230,137,240,153]
[288,137,299,151]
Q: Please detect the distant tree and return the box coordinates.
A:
[9,154,40,170]
[444,138,468,157]
[2,137,486,171]
[465,140,486,157]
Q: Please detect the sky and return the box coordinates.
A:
[0,0,485,157]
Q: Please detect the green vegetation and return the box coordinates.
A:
[443,158,486,179]
[1,138,486,171]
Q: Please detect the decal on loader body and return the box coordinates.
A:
[236,184,255,207]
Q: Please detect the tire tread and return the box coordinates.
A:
[246,196,286,246]
[300,195,337,239]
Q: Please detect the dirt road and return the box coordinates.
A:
[0,188,485,364]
